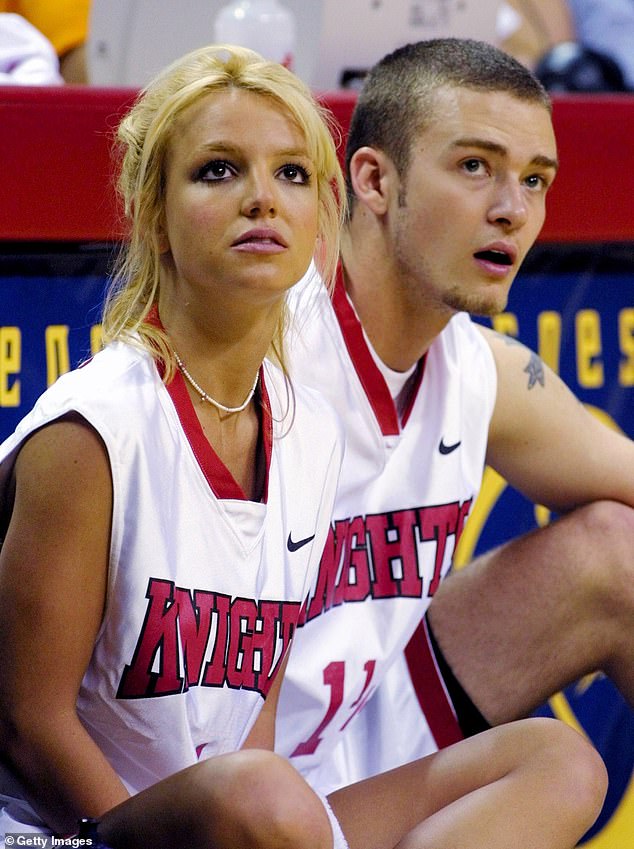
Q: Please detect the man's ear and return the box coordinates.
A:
[348,146,396,215]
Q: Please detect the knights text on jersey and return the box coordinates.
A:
[275,268,497,792]
[0,341,343,830]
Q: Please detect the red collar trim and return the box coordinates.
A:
[149,304,271,502]
[401,356,426,427]
[331,268,425,435]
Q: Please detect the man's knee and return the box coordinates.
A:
[571,500,634,607]
[573,499,634,553]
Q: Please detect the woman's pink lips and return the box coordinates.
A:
[232,228,288,253]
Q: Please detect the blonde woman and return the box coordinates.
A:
[0,44,345,847]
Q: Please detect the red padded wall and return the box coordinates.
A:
[1,86,633,243]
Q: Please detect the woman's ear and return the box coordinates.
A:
[156,218,170,255]
[157,231,170,254]
[348,146,396,216]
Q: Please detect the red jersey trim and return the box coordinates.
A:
[404,617,464,749]
[148,304,272,503]
[401,356,426,427]
[331,267,425,436]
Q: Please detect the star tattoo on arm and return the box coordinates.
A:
[523,352,545,389]
[494,331,546,390]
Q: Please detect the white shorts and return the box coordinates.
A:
[320,792,350,849]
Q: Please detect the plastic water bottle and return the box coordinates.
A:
[213,0,297,69]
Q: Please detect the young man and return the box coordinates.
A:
[276,38,634,793]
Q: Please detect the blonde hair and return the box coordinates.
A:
[102,44,345,376]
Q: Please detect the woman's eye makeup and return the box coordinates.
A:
[278,163,312,183]
[192,157,313,184]
[196,159,235,181]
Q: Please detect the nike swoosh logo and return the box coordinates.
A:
[438,438,461,455]
[287,532,316,552]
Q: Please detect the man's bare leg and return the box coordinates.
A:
[428,500,634,725]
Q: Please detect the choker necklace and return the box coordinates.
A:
[173,351,259,414]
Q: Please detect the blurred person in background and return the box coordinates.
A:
[563,0,634,90]
[0,0,89,82]
[498,0,576,70]
[0,12,63,84]
[501,0,632,91]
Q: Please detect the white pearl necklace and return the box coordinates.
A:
[173,350,259,414]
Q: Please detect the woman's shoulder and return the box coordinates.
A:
[7,343,160,446]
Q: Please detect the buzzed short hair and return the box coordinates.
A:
[345,38,552,203]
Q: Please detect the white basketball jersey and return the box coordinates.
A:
[276,268,497,792]
[0,341,342,831]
